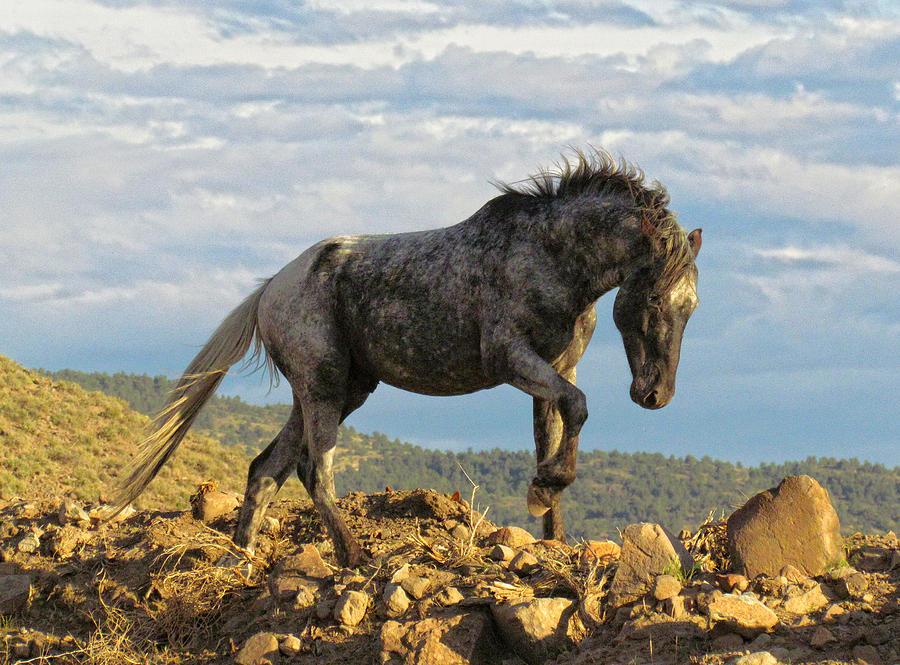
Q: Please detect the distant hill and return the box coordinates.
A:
[0,356,272,509]
[32,364,900,537]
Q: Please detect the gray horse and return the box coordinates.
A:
[115,149,701,567]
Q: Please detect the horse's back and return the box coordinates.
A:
[258,228,500,395]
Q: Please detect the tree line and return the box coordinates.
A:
[41,368,900,539]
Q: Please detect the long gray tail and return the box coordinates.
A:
[109,278,273,517]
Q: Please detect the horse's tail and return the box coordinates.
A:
[108,278,274,518]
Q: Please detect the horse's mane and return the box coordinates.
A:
[496,148,695,293]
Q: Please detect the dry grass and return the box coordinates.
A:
[683,509,730,572]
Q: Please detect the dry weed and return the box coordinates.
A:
[683,509,729,572]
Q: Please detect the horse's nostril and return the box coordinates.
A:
[644,390,658,407]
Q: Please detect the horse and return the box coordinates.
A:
[114,149,701,567]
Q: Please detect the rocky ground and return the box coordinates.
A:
[1,485,898,665]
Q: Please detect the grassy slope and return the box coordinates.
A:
[0,355,304,509]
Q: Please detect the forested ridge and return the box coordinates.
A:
[41,368,900,539]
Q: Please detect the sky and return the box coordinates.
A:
[1,1,898,468]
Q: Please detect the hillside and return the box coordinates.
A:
[36,364,900,537]
[0,356,289,510]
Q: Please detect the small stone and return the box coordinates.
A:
[486,526,536,549]
[810,626,836,648]
[489,544,515,562]
[717,573,750,593]
[707,592,779,638]
[390,563,410,584]
[509,550,539,575]
[661,595,689,620]
[315,596,335,619]
[57,499,89,525]
[261,516,280,534]
[435,586,464,606]
[284,544,331,579]
[278,635,302,656]
[782,583,832,614]
[733,651,779,665]
[823,603,846,621]
[835,572,868,599]
[235,632,280,665]
[779,564,807,583]
[383,583,410,617]
[400,574,431,599]
[451,524,471,541]
[334,590,369,627]
[16,530,40,554]
[651,574,682,600]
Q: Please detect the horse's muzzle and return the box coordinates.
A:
[630,367,671,409]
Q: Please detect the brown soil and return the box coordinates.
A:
[1,489,898,665]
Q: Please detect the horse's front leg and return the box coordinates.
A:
[531,364,577,541]
[527,308,597,539]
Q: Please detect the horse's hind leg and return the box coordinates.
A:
[233,403,304,554]
[298,396,368,568]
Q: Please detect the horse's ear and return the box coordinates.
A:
[688,228,702,256]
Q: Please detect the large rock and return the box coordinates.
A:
[191,490,239,522]
[706,593,779,638]
[727,475,842,578]
[490,597,581,665]
[608,523,695,607]
[379,610,497,665]
[486,526,535,549]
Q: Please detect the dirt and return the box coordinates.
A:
[1,489,898,665]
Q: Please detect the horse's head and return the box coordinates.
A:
[613,226,702,409]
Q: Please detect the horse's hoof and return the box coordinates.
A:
[526,484,551,517]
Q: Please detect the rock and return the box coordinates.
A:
[726,475,842,578]
[0,574,31,614]
[831,569,868,599]
[384,583,410,617]
[853,545,893,571]
[486,526,535,549]
[489,544,515,562]
[608,523,695,607]
[235,632,280,665]
[509,550,539,575]
[823,603,845,621]
[810,626,836,648]
[390,563,411,584]
[451,524,471,541]
[781,583,832,614]
[779,564,807,583]
[578,540,621,569]
[191,490,239,522]
[707,593,779,638]
[661,595,689,620]
[400,574,431,600]
[651,574,682,600]
[490,597,581,665]
[435,586,464,606]
[49,525,87,559]
[379,610,497,665]
[334,589,369,626]
[57,499,89,525]
[278,635,301,656]
[733,652,779,665]
[16,530,41,554]
[852,644,883,665]
[268,545,331,602]
[717,573,750,593]
[261,516,280,534]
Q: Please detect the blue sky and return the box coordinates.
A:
[1,1,898,467]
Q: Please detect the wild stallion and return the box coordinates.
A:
[114,150,701,567]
